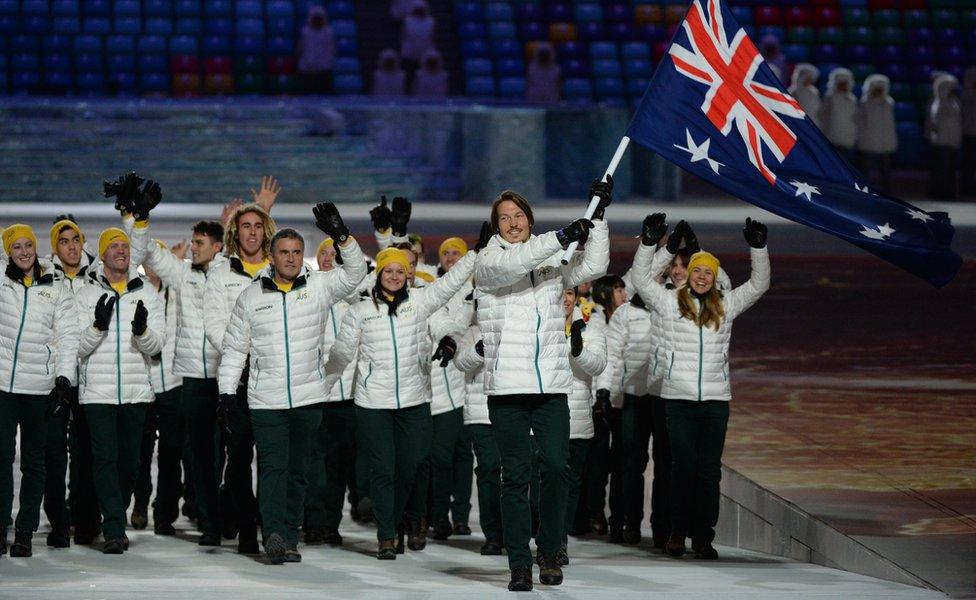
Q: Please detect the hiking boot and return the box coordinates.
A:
[431,517,453,540]
[407,518,427,551]
[555,545,569,566]
[377,539,396,560]
[9,530,32,557]
[264,532,287,565]
[102,538,125,554]
[508,566,533,592]
[130,503,148,530]
[480,539,503,555]
[47,527,71,548]
[154,521,176,536]
[453,522,472,536]
[321,527,343,545]
[303,528,325,545]
[284,545,302,563]
[538,554,563,586]
[590,513,608,536]
[622,528,641,545]
[693,540,719,560]
[666,533,686,558]
[198,531,221,546]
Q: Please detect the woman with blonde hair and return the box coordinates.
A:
[630,214,770,561]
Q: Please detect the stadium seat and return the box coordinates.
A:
[84,0,110,16]
[595,77,624,100]
[74,53,104,72]
[664,5,686,25]
[621,42,650,60]
[902,9,929,29]
[818,27,843,45]
[326,0,354,19]
[172,72,203,96]
[140,71,169,92]
[334,56,359,74]
[846,45,872,63]
[460,38,489,59]
[44,53,71,72]
[465,76,495,96]
[753,6,782,26]
[113,16,140,33]
[492,39,522,59]
[623,58,652,78]
[45,70,73,90]
[170,35,198,54]
[496,58,523,77]
[333,73,361,94]
[459,21,486,39]
[170,54,200,73]
[74,34,102,53]
[489,21,516,39]
[145,17,173,35]
[556,41,585,61]
[876,27,905,45]
[266,0,291,17]
[267,36,294,55]
[144,0,170,17]
[485,2,512,22]
[83,17,112,35]
[547,3,571,22]
[561,59,589,78]
[203,55,231,74]
[332,19,356,37]
[634,5,662,25]
[205,17,232,35]
[577,22,604,41]
[563,77,592,101]
[498,76,525,99]
[204,0,230,16]
[270,13,297,31]
[464,59,492,78]
[266,56,295,75]
[176,17,203,35]
[106,34,134,54]
[782,43,810,62]
[236,0,261,18]
[236,18,263,36]
[513,3,541,23]
[592,59,622,78]
[76,71,105,94]
[202,35,231,55]
[590,42,617,60]
[11,35,40,53]
[234,54,263,74]
[575,3,602,23]
[906,27,933,47]
[549,23,577,43]
[788,26,815,44]
[107,53,136,73]
[52,0,78,15]
[43,34,72,53]
[336,37,357,56]
[456,2,483,22]
[138,53,168,73]
[605,3,630,23]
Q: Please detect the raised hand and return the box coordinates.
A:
[370,195,393,232]
[432,336,457,367]
[221,198,244,225]
[589,174,614,220]
[313,202,350,244]
[251,175,281,213]
[569,319,586,357]
[665,219,689,253]
[93,294,116,332]
[473,221,493,252]
[104,171,145,214]
[131,179,162,221]
[171,239,187,260]
[743,217,767,249]
[46,376,71,420]
[641,213,668,247]
[390,196,411,237]
[131,300,148,336]
[556,218,594,247]
[682,221,701,254]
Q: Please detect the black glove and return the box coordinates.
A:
[682,221,701,254]
[131,299,147,336]
[390,196,411,237]
[555,218,594,247]
[432,336,457,368]
[313,202,350,243]
[743,217,767,249]
[52,213,77,225]
[46,376,71,420]
[569,319,586,357]
[104,171,145,214]
[217,393,237,435]
[93,294,116,332]
[473,221,492,252]
[666,219,690,253]
[589,174,614,220]
[641,213,668,246]
[370,195,393,232]
[129,179,161,221]
[475,340,484,357]
[593,389,612,429]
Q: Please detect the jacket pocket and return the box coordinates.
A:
[362,363,373,389]
[666,352,675,379]
[45,345,52,375]
[253,357,260,384]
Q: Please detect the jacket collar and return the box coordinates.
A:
[89,266,144,294]
[4,260,54,287]
[259,265,309,293]
[51,250,93,277]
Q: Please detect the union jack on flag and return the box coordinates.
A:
[626,0,961,287]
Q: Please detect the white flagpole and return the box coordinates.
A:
[559,136,632,265]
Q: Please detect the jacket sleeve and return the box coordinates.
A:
[562,219,610,288]
[474,232,563,291]
[571,318,608,378]
[599,307,628,394]
[76,293,105,360]
[143,228,190,291]
[123,216,150,280]
[324,306,361,388]
[319,237,368,304]
[417,252,476,318]
[218,290,252,396]
[724,247,770,321]
[53,286,80,384]
[204,269,229,352]
[134,287,165,358]
[717,266,733,292]
[428,288,473,341]
[630,244,673,315]
[453,328,483,374]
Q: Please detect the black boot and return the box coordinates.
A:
[480,538,503,555]
[73,528,97,546]
[198,531,221,546]
[453,521,472,536]
[0,526,8,555]
[356,497,374,524]
[377,538,396,560]
[555,545,569,566]
[590,512,608,536]
[666,533,686,558]
[538,553,563,586]
[609,527,624,544]
[238,531,260,555]
[284,544,302,563]
[508,566,533,592]
[102,538,125,554]
[122,533,130,550]
[395,524,405,554]
[154,521,176,536]
[430,517,452,540]
[181,498,198,521]
[622,528,641,545]
[303,528,325,545]
[9,530,32,557]
[264,532,287,565]
[321,526,343,545]
[47,527,71,548]
[693,540,719,560]
[130,503,149,530]
[407,518,427,551]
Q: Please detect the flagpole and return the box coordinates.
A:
[560,136,632,265]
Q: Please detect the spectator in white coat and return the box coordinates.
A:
[526,43,561,107]
[297,6,336,95]
[789,63,822,130]
[399,0,436,88]
[372,49,406,98]
[411,49,448,99]
[820,68,858,161]
[856,74,898,193]
[927,73,963,199]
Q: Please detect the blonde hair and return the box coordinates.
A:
[224,204,277,259]
[677,286,725,331]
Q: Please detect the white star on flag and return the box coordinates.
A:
[860,222,896,240]
[905,208,934,223]
[673,129,724,175]
[854,182,870,193]
[790,180,820,201]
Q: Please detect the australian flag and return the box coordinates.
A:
[627,0,962,288]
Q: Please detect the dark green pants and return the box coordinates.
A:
[86,403,148,540]
[560,437,590,546]
[134,387,186,526]
[650,396,672,539]
[430,407,473,525]
[665,400,729,544]
[227,384,258,543]
[354,414,371,508]
[584,405,624,531]
[0,391,47,532]
[182,377,221,535]
[488,393,569,569]
[251,403,322,547]
[305,400,357,530]
[68,390,100,537]
[356,403,432,541]
[620,394,654,534]
[469,424,502,542]
[44,395,70,530]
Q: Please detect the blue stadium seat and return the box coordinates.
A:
[465,76,495,96]
[333,73,362,94]
[175,0,200,15]
[106,34,134,53]
[236,18,264,36]
[44,54,72,71]
[52,15,80,32]
[144,17,173,35]
[235,35,263,54]
[496,58,523,77]
[139,53,168,73]
[627,78,650,99]
[52,0,78,14]
[43,34,72,52]
[575,3,602,22]
[621,42,650,60]
[464,59,492,77]
[236,0,261,17]
[76,71,105,93]
[114,0,140,16]
[11,71,42,91]
[485,2,512,21]
[518,21,545,40]
[498,76,525,98]
[731,7,752,24]
[331,19,356,37]
[267,36,293,55]
[578,22,604,41]
[459,21,486,39]
[561,59,589,78]
[326,0,354,19]
[595,77,625,100]
[110,72,138,93]
[11,35,40,53]
[894,102,915,122]
[563,77,592,100]
[782,43,810,62]
[74,34,102,52]
[514,3,542,22]
[22,16,50,34]
[45,70,73,89]
[22,0,48,15]
[0,0,16,14]
[107,53,136,72]
[204,0,230,15]
[590,42,617,59]
[592,59,622,78]
[170,35,198,54]
[336,36,357,55]
[267,0,291,17]
[144,0,170,16]
[488,21,516,39]
[547,3,571,22]
[202,34,231,55]
[205,17,232,35]
[74,53,103,72]
[83,17,111,34]
[558,41,586,61]
[461,38,489,59]
[140,72,169,92]
[176,17,203,35]
[455,2,482,22]
[268,17,294,35]
[84,0,110,15]
[138,34,166,53]
[492,38,522,59]
[334,57,359,74]
[623,58,652,78]
[113,15,139,32]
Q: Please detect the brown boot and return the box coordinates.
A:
[377,539,396,560]
[407,518,427,551]
[666,533,686,558]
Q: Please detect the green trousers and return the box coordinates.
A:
[488,393,569,569]
[560,437,590,546]
[0,391,47,532]
[620,393,654,534]
[182,377,221,536]
[251,403,322,547]
[665,400,729,544]
[305,400,357,530]
[86,403,148,540]
[68,390,100,537]
[469,424,502,543]
[356,403,432,541]
[44,395,70,530]
[430,407,474,525]
[134,387,186,526]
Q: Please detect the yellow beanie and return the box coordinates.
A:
[317,237,335,256]
[2,224,37,256]
[687,251,720,276]
[50,220,84,253]
[375,247,411,274]
[98,227,130,257]
[438,237,468,257]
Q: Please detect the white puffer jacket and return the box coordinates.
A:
[218,241,368,410]
[856,74,898,154]
[568,307,607,439]
[75,268,166,405]
[474,220,609,397]
[147,283,181,394]
[204,254,265,358]
[820,68,858,149]
[324,299,357,402]
[600,300,653,401]
[132,224,226,380]
[455,324,488,426]
[0,264,80,395]
[51,251,97,293]
[325,252,476,411]
[429,283,474,416]
[631,244,770,402]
